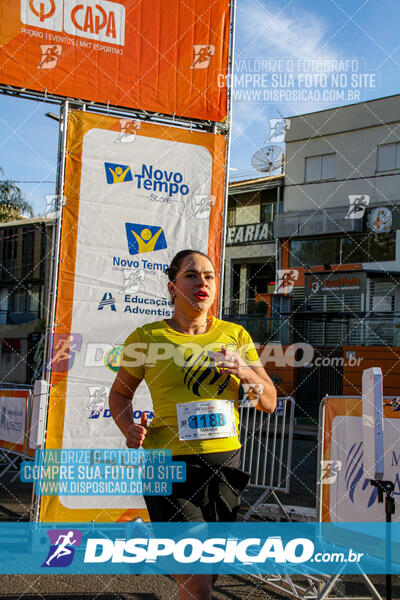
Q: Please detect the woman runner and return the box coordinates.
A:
[109,249,277,600]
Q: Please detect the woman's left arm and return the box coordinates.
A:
[214,346,277,413]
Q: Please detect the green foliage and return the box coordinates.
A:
[0,166,33,222]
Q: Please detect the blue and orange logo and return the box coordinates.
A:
[125,223,167,256]
[104,162,133,184]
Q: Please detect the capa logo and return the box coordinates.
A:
[65,0,125,45]
[21,0,125,46]
[21,0,63,31]
[29,0,56,21]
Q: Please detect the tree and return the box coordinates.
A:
[0,166,33,222]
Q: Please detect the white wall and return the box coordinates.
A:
[285,96,400,212]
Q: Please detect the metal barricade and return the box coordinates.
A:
[0,382,33,391]
[239,396,295,520]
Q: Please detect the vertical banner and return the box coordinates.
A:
[39,109,227,521]
[320,396,400,523]
[0,0,230,121]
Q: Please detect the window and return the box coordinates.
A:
[1,227,18,279]
[368,232,396,262]
[261,199,283,224]
[341,235,369,263]
[227,196,237,227]
[227,206,236,226]
[28,287,40,313]
[22,227,35,277]
[260,202,274,223]
[290,232,396,267]
[305,154,335,182]
[1,338,21,353]
[12,290,26,313]
[247,262,275,296]
[290,238,340,267]
[377,143,400,171]
[340,232,396,263]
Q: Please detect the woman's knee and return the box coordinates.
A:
[174,574,213,600]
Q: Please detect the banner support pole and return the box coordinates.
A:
[32,100,69,523]
[218,0,236,317]
[42,100,69,381]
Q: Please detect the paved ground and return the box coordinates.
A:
[1,573,399,600]
[0,431,399,599]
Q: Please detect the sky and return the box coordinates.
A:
[1,0,400,215]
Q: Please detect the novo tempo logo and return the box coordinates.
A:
[125,223,167,256]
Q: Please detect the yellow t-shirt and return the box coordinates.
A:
[120,317,260,456]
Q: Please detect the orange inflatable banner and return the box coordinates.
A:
[0,0,230,121]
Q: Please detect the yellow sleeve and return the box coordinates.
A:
[238,327,260,366]
[120,327,147,380]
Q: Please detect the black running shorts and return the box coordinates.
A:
[143,449,250,523]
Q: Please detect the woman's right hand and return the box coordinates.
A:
[125,412,148,448]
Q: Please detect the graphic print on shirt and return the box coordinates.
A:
[182,351,231,397]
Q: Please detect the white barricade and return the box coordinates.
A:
[239,396,295,520]
[0,384,34,481]
[317,394,400,523]
[314,388,399,600]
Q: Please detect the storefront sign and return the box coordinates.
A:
[305,272,366,296]
[226,223,272,245]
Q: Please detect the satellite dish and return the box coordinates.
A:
[251,145,283,174]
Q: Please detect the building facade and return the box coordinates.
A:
[0,217,53,383]
[224,96,400,418]
[223,174,284,344]
[277,95,400,416]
